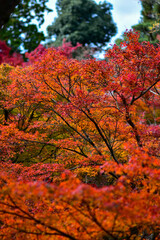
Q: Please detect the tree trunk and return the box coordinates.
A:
[0,0,20,29]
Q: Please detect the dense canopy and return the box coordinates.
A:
[0,31,159,239]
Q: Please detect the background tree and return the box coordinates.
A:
[0,0,52,53]
[132,0,160,43]
[115,0,160,45]
[47,0,117,48]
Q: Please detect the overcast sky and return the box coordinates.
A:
[40,0,142,48]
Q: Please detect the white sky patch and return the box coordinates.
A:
[110,0,142,41]
[39,0,57,36]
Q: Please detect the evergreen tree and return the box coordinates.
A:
[47,0,117,48]
[115,0,160,46]
[132,0,160,43]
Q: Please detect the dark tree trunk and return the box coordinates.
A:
[0,0,20,29]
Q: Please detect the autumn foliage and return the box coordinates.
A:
[0,41,24,66]
[0,31,159,239]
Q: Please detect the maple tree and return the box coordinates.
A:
[0,30,159,239]
[0,39,82,68]
[0,40,23,66]
[26,40,82,64]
